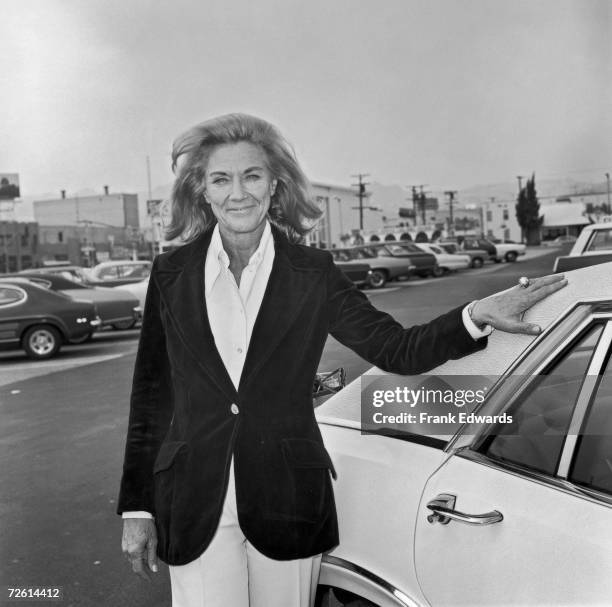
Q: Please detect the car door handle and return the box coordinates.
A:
[426,494,503,526]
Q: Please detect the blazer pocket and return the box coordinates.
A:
[153,440,188,474]
[281,438,337,480]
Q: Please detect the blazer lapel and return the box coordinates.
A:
[239,228,323,390]
[155,229,237,401]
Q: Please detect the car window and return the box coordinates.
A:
[382,244,401,255]
[429,245,442,254]
[586,228,612,252]
[569,342,612,496]
[356,248,376,259]
[98,266,119,279]
[476,324,604,475]
[119,264,150,278]
[0,287,25,305]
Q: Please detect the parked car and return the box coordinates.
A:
[459,237,526,263]
[554,222,612,272]
[330,247,415,289]
[541,234,577,247]
[334,262,372,288]
[415,243,471,275]
[0,279,101,359]
[315,262,612,607]
[87,260,152,287]
[375,242,438,278]
[114,277,150,311]
[438,242,487,268]
[8,273,142,334]
[21,265,93,284]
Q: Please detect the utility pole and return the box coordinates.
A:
[407,185,427,225]
[351,174,370,230]
[444,190,457,237]
[605,172,611,215]
[146,155,158,258]
[516,175,524,194]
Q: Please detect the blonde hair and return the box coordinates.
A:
[166,113,322,243]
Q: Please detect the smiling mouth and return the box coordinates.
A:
[228,206,255,213]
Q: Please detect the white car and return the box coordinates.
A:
[315,262,612,607]
[114,276,149,311]
[415,243,471,275]
[554,222,612,272]
[88,260,152,287]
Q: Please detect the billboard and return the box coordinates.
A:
[0,173,20,200]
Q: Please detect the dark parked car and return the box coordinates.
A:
[0,280,101,359]
[334,262,372,288]
[330,247,415,289]
[368,242,438,278]
[7,273,142,335]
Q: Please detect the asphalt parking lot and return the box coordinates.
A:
[0,248,561,606]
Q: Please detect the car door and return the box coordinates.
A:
[414,313,612,606]
[0,285,27,341]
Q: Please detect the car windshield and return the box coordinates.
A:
[352,248,377,260]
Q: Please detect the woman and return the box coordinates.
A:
[118,113,565,607]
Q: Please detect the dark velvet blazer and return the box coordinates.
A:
[117,225,487,566]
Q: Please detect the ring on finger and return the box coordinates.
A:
[518,276,530,288]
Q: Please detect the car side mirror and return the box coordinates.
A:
[313,368,346,398]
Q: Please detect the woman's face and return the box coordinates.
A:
[203,141,277,238]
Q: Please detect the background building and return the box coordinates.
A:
[540,202,590,240]
[482,199,522,242]
[33,189,149,265]
[306,182,384,248]
[0,221,39,272]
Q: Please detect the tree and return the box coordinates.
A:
[515,173,543,245]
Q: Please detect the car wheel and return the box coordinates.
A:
[368,270,387,289]
[22,325,62,360]
[68,332,94,345]
[505,251,518,262]
[111,319,137,330]
[494,257,502,263]
[471,257,484,268]
[432,266,445,278]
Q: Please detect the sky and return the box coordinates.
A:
[2,0,611,203]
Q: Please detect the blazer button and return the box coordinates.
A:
[230,403,240,415]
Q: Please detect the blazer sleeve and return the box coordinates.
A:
[326,257,487,374]
[117,257,174,515]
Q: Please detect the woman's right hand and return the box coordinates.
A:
[122,518,158,581]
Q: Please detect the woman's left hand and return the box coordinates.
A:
[470,274,568,336]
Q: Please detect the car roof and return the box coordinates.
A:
[583,222,612,229]
[16,272,89,290]
[93,260,151,268]
[424,262,612,376]
[316,262,612,426]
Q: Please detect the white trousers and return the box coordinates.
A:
[169,460,322,607]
